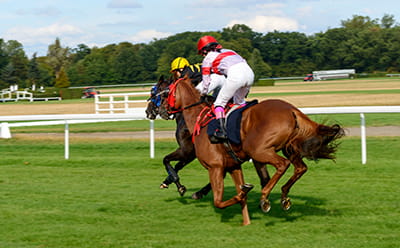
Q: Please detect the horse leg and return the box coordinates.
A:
[161,148,195,196]
[192,183,212,200]
[209,167,253,226]
[230,168,254,226]
[252,160,270,188]
[258,152,291,213]
[280,156,308,211]
[160,152,180,188]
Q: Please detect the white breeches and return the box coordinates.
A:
[214,62,254,107]
[196,74,226,95]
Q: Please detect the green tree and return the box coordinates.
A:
[248,48,272,80]
[27,53,41,88]
[381,14,396,28]
[341,15,379,30]
[70,44,91,63]
[111,42,146,83]
[0,40,28,87]
[1,63,18,86]
[222,24,262,47]
[37,56,56,87]
[0,39,8,70]
[46,38,70,83]
[55,66,70,88]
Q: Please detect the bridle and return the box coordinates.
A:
[165,78,204,114]
[147,85,169,108]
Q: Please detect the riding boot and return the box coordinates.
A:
[211,117,227,143]
[210,105,227,143]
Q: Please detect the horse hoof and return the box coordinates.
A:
[178,186,186,196]
[240,183,254,194]
[160,183,169,189]
[260,199,271,213]
[281,197,291,211]
[192,192,203,200]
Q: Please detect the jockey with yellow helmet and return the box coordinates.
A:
[170,57,202,84]
[197,35,254,143]
[170,57,225,97]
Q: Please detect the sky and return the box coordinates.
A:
[1,0,399,57]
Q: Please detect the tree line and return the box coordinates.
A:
[1,14,399,90]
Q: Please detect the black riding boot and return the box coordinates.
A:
[210,118,227,143]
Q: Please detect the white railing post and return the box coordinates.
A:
[110,96,114,114]
[124,95,129,113]
[65,120,69,160]
[360,113,367,164]
[150,120,155,159]
[94,94,99,114]
[0,122,11,138]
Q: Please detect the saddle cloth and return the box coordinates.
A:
[207,100,258,144]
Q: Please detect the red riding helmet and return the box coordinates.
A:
[197,35,222,54]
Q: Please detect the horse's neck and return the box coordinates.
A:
[182,106,203,134]
[179,84,202,134]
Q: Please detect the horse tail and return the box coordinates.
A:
[289,111,345,161]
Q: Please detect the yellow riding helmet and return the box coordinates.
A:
[170,57,190,72]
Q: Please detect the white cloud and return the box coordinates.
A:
[4,23,84,56]
[227,15,299,32]
[129,29,172,43]
[4,23,83,44]
[107,0,142,8]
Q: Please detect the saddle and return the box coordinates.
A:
[206,100,258,144]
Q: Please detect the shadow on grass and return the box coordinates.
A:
[165,185,342,225]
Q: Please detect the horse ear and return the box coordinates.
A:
[159,75,165,82]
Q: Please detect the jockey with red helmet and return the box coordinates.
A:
[197,35,254,143]
[170,56,225,97]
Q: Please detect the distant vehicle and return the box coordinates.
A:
[305,69,355,81]
[304,74,313,81]
[82,87,100,98]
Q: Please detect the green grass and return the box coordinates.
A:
[0,137,399,248]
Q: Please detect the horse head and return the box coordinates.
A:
[145,75,174,120]
[161,75,203,115]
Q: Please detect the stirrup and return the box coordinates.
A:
[209,131,227,144]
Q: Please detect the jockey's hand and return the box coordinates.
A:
[200,94,214,105]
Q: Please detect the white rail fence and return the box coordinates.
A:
[94,92,148,114]
[1,106,400,164]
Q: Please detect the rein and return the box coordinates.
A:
[167,100,204,114]
[166,78,204,114]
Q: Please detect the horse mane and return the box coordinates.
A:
[180,75,201,101]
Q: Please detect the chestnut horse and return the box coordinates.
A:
[163,76,344,225]
[146,76,270,199]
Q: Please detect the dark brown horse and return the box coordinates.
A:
[146,76,198,197]
[163,76,344,225]
[146,76,270,199]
